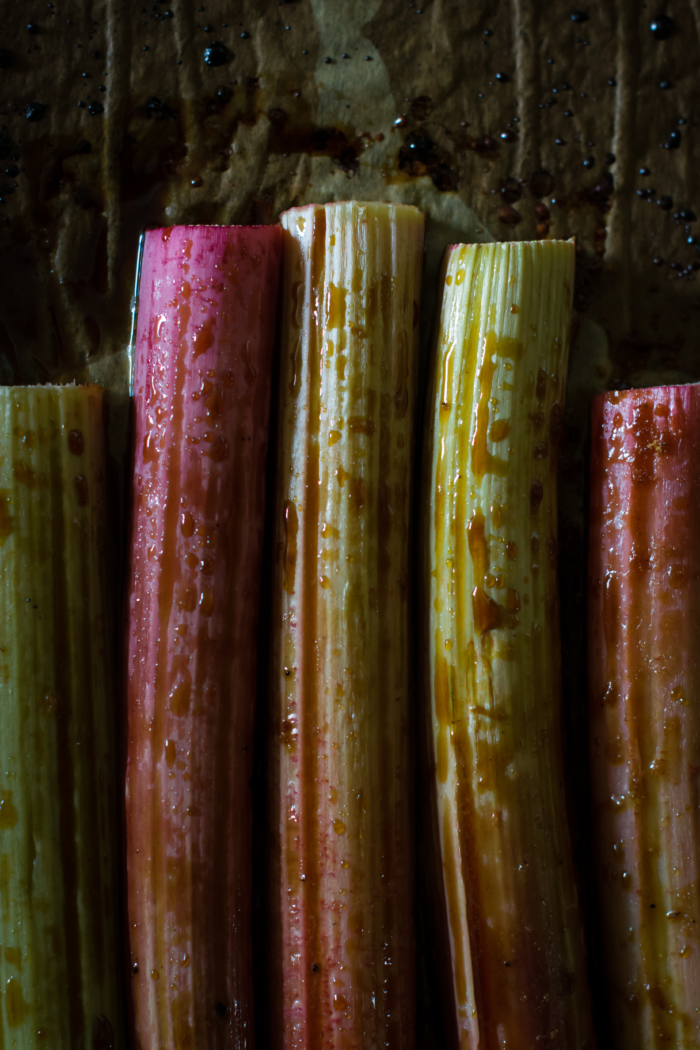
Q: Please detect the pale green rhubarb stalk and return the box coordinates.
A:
[423,240,595,1049]
[126,224,282,1050]
[0,384,123,1048]
[589,384,700,1047]
[269,201,424,1049]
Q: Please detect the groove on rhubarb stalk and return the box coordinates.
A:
[126,224,281,1050]
[270,201,424,1049]
[589,386,700,1048]
[424,240,595,1049]
[0,385,123,1049]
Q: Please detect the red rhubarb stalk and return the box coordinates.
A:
[589,385,700,1047]
[126,224,282,1049]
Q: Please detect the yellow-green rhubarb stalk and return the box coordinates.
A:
[423,240,595,1049]
[0,384,123,1049]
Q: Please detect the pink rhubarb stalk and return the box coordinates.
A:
[126,224,282,1050]
[589,385,700,1048]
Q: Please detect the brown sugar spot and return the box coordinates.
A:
[5,976,28,1027]
[0,493,13,544]
[68,429,84,455]
[0,793,18,829]
[74,475,89,506]
[206,436,230,462]
[169,681,191,716]
[13,461,35,488]
[193,318,215,358]
[530,481,544,515]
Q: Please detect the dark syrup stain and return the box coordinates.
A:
[529,169,555,198]
[267,107,361,175]
[541,170,613,257]
[499,205,521,226]
[25,103,48,123]
[534,202,551,237]
[500,177,522,203]
[398,129,458,190]
[203,41,232,66]
[650,14,674,40]
[392,90,503,192]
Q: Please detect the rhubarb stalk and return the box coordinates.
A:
[589,385,700,1047]
[0,385,124,1048]
[269,201,424,1048]
[126,224,282,1049]
[423,240,595,1048]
